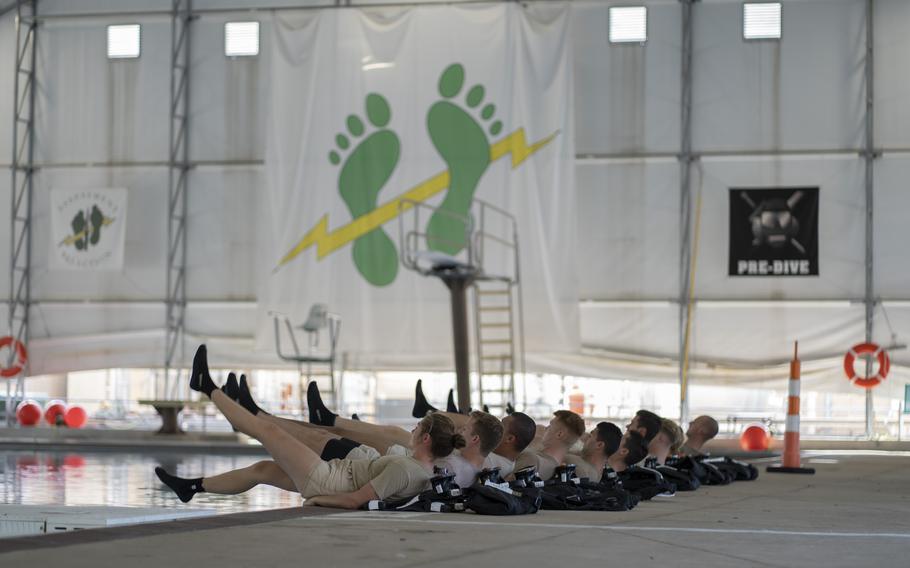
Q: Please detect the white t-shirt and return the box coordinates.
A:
[437,451,480,488]
[483,452,516,478]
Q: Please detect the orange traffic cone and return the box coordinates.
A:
[767,341,815,474]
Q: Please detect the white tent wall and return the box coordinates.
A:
[692,0,865,153]
[0,0,907,392]
[575,0,910,375]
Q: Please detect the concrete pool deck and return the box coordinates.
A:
[0,451,908,567]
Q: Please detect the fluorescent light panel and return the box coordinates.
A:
[744,3,782,40]
[609,6,647,44]
[107,24,141,59]
[225,21,259,57]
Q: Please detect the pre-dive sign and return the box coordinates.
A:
[729,187,819,276]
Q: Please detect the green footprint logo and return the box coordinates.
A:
[89,205,104,246]
[72,211,88,251]
[425,63,503,255]
[329,93,401,286]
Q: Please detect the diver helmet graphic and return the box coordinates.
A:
[740,190,806,254]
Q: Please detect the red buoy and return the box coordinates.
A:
[64,406,87,429]
[740,424,771,451]
[44,400,67,425]
[16,400,42,427]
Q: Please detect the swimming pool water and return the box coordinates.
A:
[0,451,302,514]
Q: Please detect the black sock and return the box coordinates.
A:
[505,402,515,415]
[222,372,240,401]
[190,345,217,398]
[351,413,360,421]
[412,379,438,418]
[155,467,204,503]
[307,381,336,426]
[238,375,263,416]
[446,389,459,413]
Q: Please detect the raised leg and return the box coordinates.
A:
[209,389,323,492]
[203,460,297,494]
[327,423,410,455]
[258,413,341,455]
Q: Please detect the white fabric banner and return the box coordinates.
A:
[259,3,577,366]
[49,188,128,271]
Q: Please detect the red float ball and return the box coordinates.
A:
[64,406,87,429]
[740,424,771,451]
[16,400,42,427]
[63,454,86,468]
[44,400,67,426]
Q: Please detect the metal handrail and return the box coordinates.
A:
[269,311,339,365]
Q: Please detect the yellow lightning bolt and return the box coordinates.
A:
[58,217,115,247]
[276,127,559,270]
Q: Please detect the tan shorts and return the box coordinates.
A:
[300,459,357,498]
[346,445,381,461]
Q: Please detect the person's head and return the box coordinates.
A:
[495,412,536,457]
[459,410,504,457]
[627,410,662,442]
[410,413,466,459]
[541,410,586,450]
[648,418,685,463]
[582,421,623,460]
[685,415,719,449]
[608,431,649,471]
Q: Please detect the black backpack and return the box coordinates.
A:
[655,464,701,491]
[365,469,466,512]
[535,465,638,512]
[702,456,759,481]
[669,455,732,486]
[465,483,541,516]
[619,465,677,500]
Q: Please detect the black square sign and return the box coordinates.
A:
[729,187,819,277]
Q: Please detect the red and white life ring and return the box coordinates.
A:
[0,336,28,378]
[843,342,890,389]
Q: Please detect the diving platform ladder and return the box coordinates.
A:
[399,198,525,414]
[470,200,523,415]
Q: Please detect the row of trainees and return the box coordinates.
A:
[157,345,721,509]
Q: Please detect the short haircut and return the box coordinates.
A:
[594,422,623,457]
[660,418,685,454]
[695,415,719,439]
[469,410,504,456]
[622,431,649,466]
[635,410,662,442]
[507,412,537,452]
[553,410,586,442]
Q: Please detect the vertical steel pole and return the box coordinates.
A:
[863,0,875,439]
[678,0,695,426]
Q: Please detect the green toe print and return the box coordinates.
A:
[425,63,503,254]
[330,93,400,286]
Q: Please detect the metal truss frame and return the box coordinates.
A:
[164,0,193,399]
[6,0,37,425]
